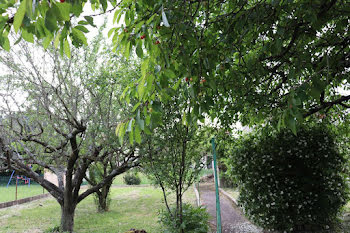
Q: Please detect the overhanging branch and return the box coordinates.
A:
[303,95,350,118]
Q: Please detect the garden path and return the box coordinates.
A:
[200,183,262,233]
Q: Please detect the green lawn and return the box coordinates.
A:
[0,186,196,233]
[0,185,46,203]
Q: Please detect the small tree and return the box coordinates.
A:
[228,125,349,232]
[142,95,205,233]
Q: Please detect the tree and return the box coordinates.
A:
[0,37,140,232]
[142,92,204,233]
[0,0,348,137]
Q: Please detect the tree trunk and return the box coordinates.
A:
[60,201,76,232]
[95,181,112,212]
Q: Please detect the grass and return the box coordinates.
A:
[222,187,239,200]
[0,185,46,203]
[199,169,213,177]
[0,186,197,233]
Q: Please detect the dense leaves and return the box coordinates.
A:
[227,125,349,232]
[158,203,210,233]
[1,0,348,139]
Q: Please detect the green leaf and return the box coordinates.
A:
[63,39,71,58]
[84,16,96,27]
[13,0,27,33]
[113,8,122,24]
[108,28,115,38]
[54,32,60,48]
[42,35,53,49]
[286,115,297,135]
[135,125,141,144]
[310,86,321,100]
[14,36,22,45]
[22,29,34,43]
[55,2,71,21]
[173,78,182,90]
[132,102,141,112]
[71,2,83,16]
[118,122,126,145]
[45,8,58,32]
[78,20,89,25]
[2,37,10,51]
[137,119,145,131]
[164,69,176,79]
[137,76,147,100]
[277,115,282,131]
[136,41,143,58]
[141,58,149,78]
[100,0,107,12]
[182,111,187,126]
[129,126,134,145]
[71,27,87,46]
[75,25,89,33]
[124,41,131,58]
[115,123,121,136]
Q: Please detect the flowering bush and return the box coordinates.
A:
[229,125,349,232]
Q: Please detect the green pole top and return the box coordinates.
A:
[211,137,222,233]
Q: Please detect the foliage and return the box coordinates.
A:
[228,125,349,232]
[113,0,350,138]
[1,1,348,140]
[158,203,210,233]
[123,171,141,185]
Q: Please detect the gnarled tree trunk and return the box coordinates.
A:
[60,201,77,233]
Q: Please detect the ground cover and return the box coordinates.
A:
[0,185,46,203]
[0,186,196,233]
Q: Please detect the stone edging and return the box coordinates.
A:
[0,193,50,209]
[219,188,238,206]
[193,184,201,206]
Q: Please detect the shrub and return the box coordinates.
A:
[229,125,349,232]
[158,203,210,233]
[123,172,141,185]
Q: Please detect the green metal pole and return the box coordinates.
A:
[211,137,222,233]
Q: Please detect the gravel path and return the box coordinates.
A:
[200,183,262,233]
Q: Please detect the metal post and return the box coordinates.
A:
[15,176,18,201]
[211,137,222,233]
[6,170,15,188]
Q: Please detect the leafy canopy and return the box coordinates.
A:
[1,0,349,139]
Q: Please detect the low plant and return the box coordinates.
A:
[158,203,210,233]
[123,172,141,185]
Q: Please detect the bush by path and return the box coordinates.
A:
[228,125,349,232]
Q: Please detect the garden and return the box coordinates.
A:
[0,0,349,233]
